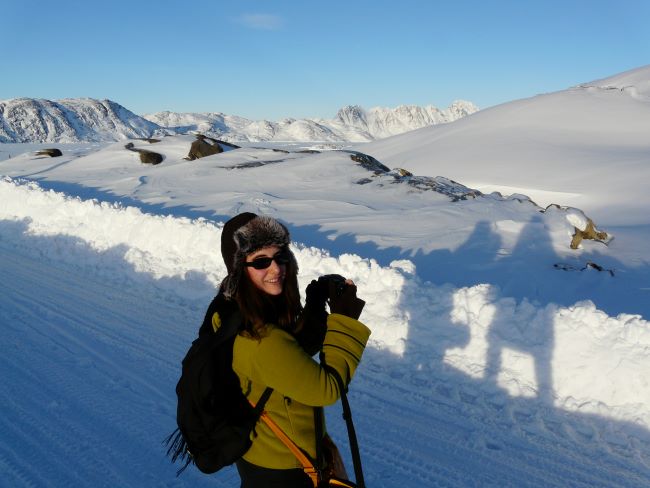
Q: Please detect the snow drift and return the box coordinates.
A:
[362,65,650,226]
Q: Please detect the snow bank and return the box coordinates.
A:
[2,176,650,430]
[0,176,410,351]
[445,285,650,426]
[0,176,224,299]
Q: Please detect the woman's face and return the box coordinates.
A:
[244,245,287,296]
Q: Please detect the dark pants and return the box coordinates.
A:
[236,458,313,488]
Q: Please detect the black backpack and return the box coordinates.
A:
[164,292,272,475]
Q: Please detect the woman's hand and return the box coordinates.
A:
[328,279,365,320]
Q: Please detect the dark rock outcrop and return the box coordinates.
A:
[35,148,63,157]
[124,142,163,165]
[554,261,614,276]
[347,150,481,201]
[346,151,391,174]
[185,134,224,160]
[138,151,164,165]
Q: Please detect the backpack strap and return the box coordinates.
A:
[252,387,273,415]
[314,405,325,471]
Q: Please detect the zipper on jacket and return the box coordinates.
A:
[283,396,297,434]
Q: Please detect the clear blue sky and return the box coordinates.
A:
[3,0,649,120]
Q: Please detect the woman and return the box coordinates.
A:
[213,212,371,488]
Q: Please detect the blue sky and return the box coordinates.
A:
[3,0,649,120]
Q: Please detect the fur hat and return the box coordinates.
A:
[220,212,297,298]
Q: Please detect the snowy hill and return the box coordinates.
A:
[0,98,168,143]
[143,101,479,143]
[362,65,650,227]
[582,65,650,99]
[1,65,650,487]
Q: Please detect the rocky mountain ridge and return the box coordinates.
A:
[145,100,479,143]
[0,97,478,143]
[0,98,169,143]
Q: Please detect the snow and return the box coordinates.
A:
[2,65,650,487]
[361,65,650,227]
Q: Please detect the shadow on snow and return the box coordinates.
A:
[2,215,649,487]
[22,177,650,319]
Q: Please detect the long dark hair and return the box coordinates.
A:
[231,247,302,339]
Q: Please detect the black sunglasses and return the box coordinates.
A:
[244,252,291,270]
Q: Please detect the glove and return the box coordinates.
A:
[305,279,328,313]
[328,280,365,320]
[295,280,328,355]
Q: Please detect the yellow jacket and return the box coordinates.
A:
[229,313,371,469]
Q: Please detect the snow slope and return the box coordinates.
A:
[1,178,649,487]
[362,65,650,227]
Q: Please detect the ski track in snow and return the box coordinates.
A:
[1,178,650,487]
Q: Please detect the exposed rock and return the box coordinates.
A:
[185,135,224,160]
[348,150,481,201]
[349,155,478,200]
[395,168,413,177]
[35,148,62,157]
[355,178,373,185]
[346,151,391,174]
[124,142,163,165]
[138,151,163,165]
[225,159,287,170]
[554,261,614,276]
[570,218,609,249]
[405,176,482,201]
[544,204,609,249]
[215,139,240,150]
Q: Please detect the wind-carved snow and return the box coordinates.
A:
[578,64,650,101]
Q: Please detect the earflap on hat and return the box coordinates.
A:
[221,212,257,274]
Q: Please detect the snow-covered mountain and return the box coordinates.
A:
[0,97,478,144]
[144,101,479,143]
[333,102,478,139]
[0,98,169,143]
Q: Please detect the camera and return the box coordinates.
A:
[317,274,347,298]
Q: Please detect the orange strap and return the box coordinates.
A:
[249,398,320,487]
[258,411,320,487]
[329,480,354,487]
